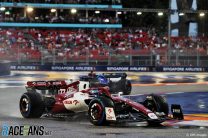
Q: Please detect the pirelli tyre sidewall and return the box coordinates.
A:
[152,94,169,116]
[19,92,45,118]
[88,96,114,126]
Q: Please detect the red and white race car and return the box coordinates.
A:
[19,80,183,126]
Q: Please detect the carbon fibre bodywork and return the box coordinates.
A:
[19,80,183,125]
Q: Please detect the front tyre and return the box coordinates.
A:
[88,97,114,126]
[19,92,45,118]
[144,94,169,116]
[152,94,169,116]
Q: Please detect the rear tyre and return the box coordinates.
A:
[88,97,114,126]
[19,92,45,118]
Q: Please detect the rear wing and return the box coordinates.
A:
[26,80,79,90]
[26,80,80,95]
[27,80,67,88]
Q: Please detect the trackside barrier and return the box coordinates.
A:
[10,65,208,72]
[0,61,11,76]
[10,65,152,72]
[156,66,206,72]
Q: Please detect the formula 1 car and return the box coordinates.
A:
[80,73,132,95]
[19,80,183,126]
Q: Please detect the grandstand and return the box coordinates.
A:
[0,0,208,66]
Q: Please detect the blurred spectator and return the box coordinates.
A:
[0,28,207,64]
[0,12,121,24]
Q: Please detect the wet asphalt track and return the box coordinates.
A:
[0,72,208,138]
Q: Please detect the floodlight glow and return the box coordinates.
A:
[95,11,100,14]
[199,12,205,17]
[158,12,163,16]
[51,9,56,13]
[117,11,122,15]
[71,8,77,14]
[0,7,6,11]
[104,19,110,23]
[137,12,142,15]
[179,12,185,16]
[26,7,34,13]
[5,11,10,15]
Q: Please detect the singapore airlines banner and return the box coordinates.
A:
[10,64,207,72]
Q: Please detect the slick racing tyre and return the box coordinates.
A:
[144,94,169,116]
[120,79,132,95]
[153,94,169,116]
[19,92,45,118]
[88,97,114,126]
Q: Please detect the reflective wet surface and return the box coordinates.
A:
[0,71,208,137]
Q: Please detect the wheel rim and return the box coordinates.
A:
[90,103,103,121]
[21,98,29,112]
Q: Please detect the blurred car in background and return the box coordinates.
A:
[80,72,132,95]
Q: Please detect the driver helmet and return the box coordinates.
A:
[97,74,108,84]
